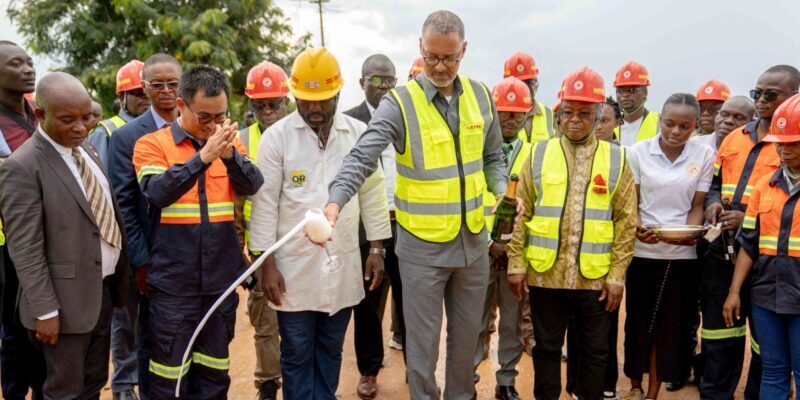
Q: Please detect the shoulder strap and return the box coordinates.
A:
[0,101,35,135]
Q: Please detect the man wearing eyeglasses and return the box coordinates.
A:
[701,64,800,399]
[133,65,263,399]
[344,53,402,399]
[106,53,182,400]
[613,61,659,147]
[324,10,516,399]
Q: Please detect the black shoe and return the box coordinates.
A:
[259,380,279,400]
[665,380,685,392]
[495,385,521,400]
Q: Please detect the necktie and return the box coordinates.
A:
[72,148,122,248]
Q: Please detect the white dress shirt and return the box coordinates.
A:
[38,130,121,319]
[629,136,715,260]
[691,132,720,155]
[249,111,391,314]
[619,115,644,147]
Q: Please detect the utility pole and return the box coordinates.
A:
[309,0,330,47]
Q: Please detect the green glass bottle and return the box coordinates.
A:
[491,174,519,244]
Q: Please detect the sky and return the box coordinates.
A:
[3,0,800,112]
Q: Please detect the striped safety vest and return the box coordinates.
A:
[238,122,262,246]
[715,123,780,208]
[484,139,533,230]
[743,169,800,256]
[391,76,493,242]
[524,139,625,279]
[518,101,555,144]
[97,115,127,137]
[613,109,660,144]
[0,219,4,246]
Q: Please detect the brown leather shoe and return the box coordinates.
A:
[357,375,378,399]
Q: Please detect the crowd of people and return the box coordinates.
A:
[0,8,799,400]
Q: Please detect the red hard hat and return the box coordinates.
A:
[245,61,289,99]
[492,77,532,113]
[613,61,650,87]
[696,79,731,102]
[116,60,144,94]
[559,66,605,103]
[408,57,424,78]
[763,94,800,143]
[503,52,539,80]
[553,99,561,114]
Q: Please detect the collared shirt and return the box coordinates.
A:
[739,169,800,314]
[0,98,37,153]
[249,111,391,314]
[782,165,800,195]
[691,131,720,154]
[507,135,637,289]
[39,129,121,319]
[149,107,171,130]
[629,136,714,259]
[327,74,506,267]
[135,123,264,295]
[619,114,644,147]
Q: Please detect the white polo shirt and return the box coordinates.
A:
[629,136,715,259]
[619,115,644,147]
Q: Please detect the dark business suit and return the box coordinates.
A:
[0,131,130,399]
[108,110,158,399]
[344,101,405,376]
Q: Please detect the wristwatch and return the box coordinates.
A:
[369,247,387,258]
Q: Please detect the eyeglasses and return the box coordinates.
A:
[749,89,790,102]
[700,103,722,115]
[421,53,461,67]
[143,80,179,91]
[560,109,596,122]
[126,89,147,98]
[499,112,526,122]
[184,103,229,125]
[364,75,397,87]
[615,87,643,95]
[251,98,285,112]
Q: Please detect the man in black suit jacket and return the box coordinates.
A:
[0,72,130,399]
[106,53,181,400]
[343,54,403,400]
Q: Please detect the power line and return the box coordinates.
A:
[307,0,330,47]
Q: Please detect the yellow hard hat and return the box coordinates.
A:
[289,47,344,101]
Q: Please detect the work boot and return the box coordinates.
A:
[112,389,139,400]
[259,380,279,400]
[621,388,644,400]
[357,375,378,399]
[495,385,521,400]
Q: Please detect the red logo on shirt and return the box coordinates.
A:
[593,174,608,194]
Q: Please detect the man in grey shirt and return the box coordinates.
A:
[324,10,512,400]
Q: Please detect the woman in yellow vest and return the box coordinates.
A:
[622,93,715,400]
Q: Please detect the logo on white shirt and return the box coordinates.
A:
[291,170,307,186]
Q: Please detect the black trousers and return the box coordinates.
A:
[699,256,762,400]
[566,308,619,394]
[530,287,610,400]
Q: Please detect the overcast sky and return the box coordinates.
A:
[3,0,800,112]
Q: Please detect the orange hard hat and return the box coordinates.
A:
[245,61,289,99]
[408,57,424,78]
[503,52,539,80]
[492,77,532,113]
[613,61,650,87]
[696,79,731,102]
[116,60,144,94]
[559,66,605,103]
[763,94,800,143]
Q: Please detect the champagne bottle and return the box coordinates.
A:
[491,174,519,244]
[721,198,736,262]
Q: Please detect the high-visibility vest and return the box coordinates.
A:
[524,139,625,279]
[134,127,237,224]
[390,76,493,242]
[484,140,533,230]
[97,115,127,137]
[743,169,800,256]
[614,109,659,144]
[518,101,555,144]
[238,122,262,245]
[716,123,780,208]
[0,219,4,246]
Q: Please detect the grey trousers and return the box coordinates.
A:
[400,253,489,400]
[110,277,139,392]
[473,268,524,386]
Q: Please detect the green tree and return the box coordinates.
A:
[8,0,309,120]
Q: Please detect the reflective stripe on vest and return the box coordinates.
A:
[524,139,624,279]
[613,110,659,143]
[239,123,262,245]
[744,169,800,257]
[484,140,533,230]
[391,76,492,242]
[519,102,555,144]
[701,326,746,340]
[716,125,780,208]
[98,115,127,137]
[0,219,4,246]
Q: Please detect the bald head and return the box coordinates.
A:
[715,95,756,138]
[361,54,395,77]
[35,72,94,148]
